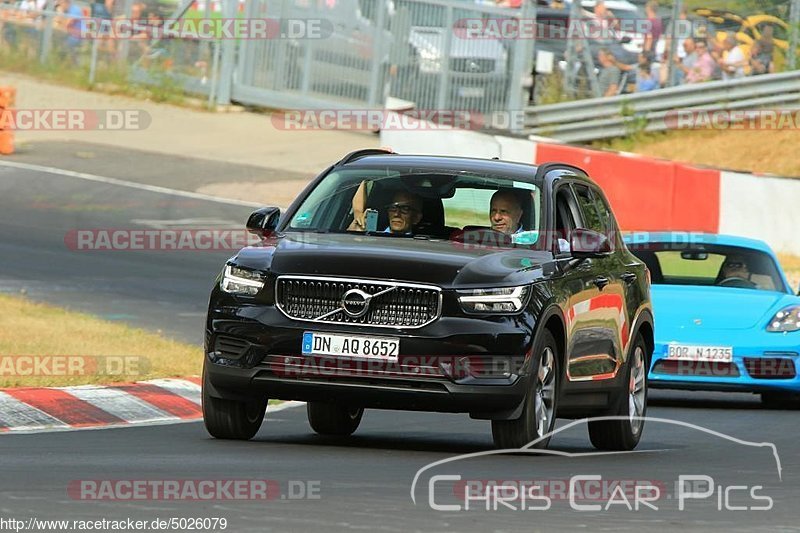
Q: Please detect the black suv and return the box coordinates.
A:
[203,150,654,451]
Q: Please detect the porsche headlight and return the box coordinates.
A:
[767,306,800,332]
[458,286,530,314]
[220,265,264,296]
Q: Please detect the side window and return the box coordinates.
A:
[572,184,604,233]
[591,187,617,233]
[554,186,580,251]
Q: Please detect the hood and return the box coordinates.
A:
[232,232,555,288]
[652,285,794,332]
[409,26,506,61]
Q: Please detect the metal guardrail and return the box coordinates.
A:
[523,71,800,143]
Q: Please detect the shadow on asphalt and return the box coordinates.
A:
[648,390,770,410]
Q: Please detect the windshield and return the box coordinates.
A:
[287,166,543,248]
[630,243,788,293]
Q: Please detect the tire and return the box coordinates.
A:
[761,392,800,409]
[492,329,559,449]
[588,334,648,451]
[202,360,267,440]
[307,402,364,436]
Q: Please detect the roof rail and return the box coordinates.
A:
[335,148,395,167]
[535,162,588,180]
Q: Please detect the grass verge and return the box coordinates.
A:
[594,129,800,178]
[0,293,202,388]
[0,46,192,107]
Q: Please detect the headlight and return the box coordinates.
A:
[458,286,530,314]
[220,265,264,296]
[767,306,800,332]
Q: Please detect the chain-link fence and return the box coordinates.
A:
[1,0,798,127]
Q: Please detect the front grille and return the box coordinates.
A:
[744,357,797,379]
[450,58,495,73]
[652,360,740,377]
[275,276,441,328]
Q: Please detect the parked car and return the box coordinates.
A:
[203,149,654,451]
[625,232,800,407]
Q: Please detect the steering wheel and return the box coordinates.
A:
[452,227,513,248]
[718,277,757,289]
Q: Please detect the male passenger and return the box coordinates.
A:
[385,191,423,234]
[489,189,524,235]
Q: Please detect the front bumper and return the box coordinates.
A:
[648,342,800,393]
[204,304,536,418]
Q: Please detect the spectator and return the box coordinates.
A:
[642,0,662,54]
[720,33,746,80]
[597,48,622,97]
[708,37,725,80]
[685,39,714,83]
[57,0,85,54]
[636,62,658,91]
[616,51,660,90]
[749,39,774,75]
[91,0,111,19]
[594,0,619,33]
[673,37,698,85]
[759,25,784,73]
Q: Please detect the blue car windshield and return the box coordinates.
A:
[630,243,788,293]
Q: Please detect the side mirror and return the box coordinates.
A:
[570,228,612,258]
[246,207,281,237]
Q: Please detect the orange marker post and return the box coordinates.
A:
[0,86,16,155]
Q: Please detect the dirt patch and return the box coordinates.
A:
[196,179,312,208]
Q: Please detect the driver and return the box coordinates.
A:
[718,255,751,284]
[489,189,524,235]
[385,191,423,234]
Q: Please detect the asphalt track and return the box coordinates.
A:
[1,151,798,532]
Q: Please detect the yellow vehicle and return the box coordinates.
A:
[693,8,794,72]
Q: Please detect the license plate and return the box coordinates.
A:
[302,332,399,360]
[666,344,733,362]
[457,87,485,98]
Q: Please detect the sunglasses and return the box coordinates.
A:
[386,203,418,215]
[725,261,746,269]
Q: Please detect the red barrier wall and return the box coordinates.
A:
[535,143,720,232]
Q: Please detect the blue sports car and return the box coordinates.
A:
[623,232,800,407]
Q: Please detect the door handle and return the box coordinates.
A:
[620,272,637,284]
[593,276,610,290]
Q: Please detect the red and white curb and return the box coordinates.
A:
[0,378,303,434]
[0,378,204,433]
[0,378,304,434]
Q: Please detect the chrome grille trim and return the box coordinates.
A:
[275,275,442,329]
